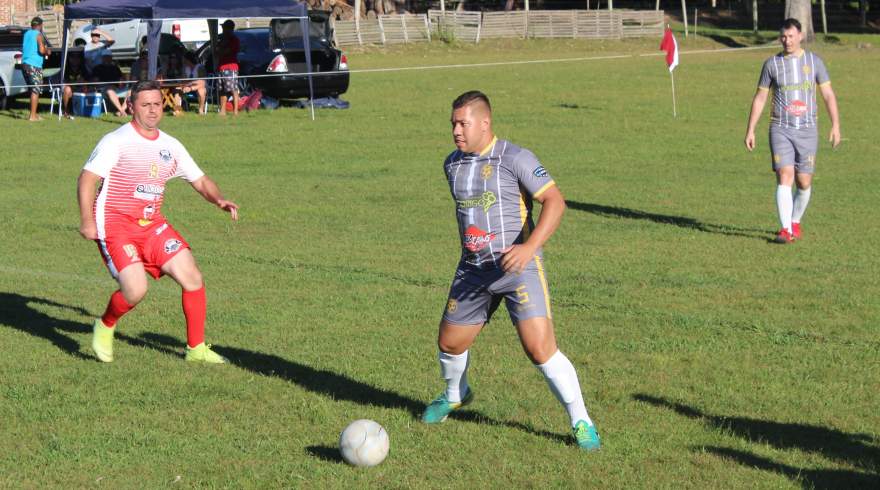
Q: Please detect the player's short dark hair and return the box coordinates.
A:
[781,18,802,32]
[130,80,161,103]
[452,91,491,112]
[31,16,43,27]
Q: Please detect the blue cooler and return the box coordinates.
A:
[72,93,104,117]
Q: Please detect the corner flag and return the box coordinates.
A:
[660,28,679,72]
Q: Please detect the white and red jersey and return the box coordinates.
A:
[83,122,205,239]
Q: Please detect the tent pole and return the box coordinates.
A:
[303,16,315,121]
[207,19,219,113]
[59,21,70,121]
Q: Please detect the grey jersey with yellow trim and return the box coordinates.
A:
[444,138,556,268]
[758,50,831,130]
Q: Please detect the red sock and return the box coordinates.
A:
[182,286,206,348]
[101,290,134,328]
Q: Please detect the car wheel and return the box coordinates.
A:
[0,85,7,111]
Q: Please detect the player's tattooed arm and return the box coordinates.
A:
[190,176,239,221]
[77,170,101,240]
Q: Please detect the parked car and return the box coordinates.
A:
[0,25,62,110]
[72,19,222,60]
[195,12,349,100]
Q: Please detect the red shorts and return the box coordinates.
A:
[96,220,189,279]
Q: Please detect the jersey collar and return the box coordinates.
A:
[130,120,160,141]
[478,136,498,157]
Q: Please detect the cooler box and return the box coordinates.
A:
[72,93,104,117]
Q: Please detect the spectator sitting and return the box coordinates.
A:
[181,52,207,115]
[62,52,90,119]
[83,28,114,72]
[129,50,152,82]
[160,53,185,116]
[91,51,129,117]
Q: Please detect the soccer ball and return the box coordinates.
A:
[338,419,390,467]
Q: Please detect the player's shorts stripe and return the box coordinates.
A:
[534,255,552,320]
[519,194,531,240]
[533,180,556,199]
[98,239,119,279]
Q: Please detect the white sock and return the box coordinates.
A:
[537,350,592,427]
[792,186,812,224]
[776,185,793,232]
[439,350,469,403]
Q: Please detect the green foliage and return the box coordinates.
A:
[1,33,879,488]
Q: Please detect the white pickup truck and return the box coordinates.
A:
[72,19,223,59]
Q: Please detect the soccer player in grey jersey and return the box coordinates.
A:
[745,18,841,243]
[421,91,601,451]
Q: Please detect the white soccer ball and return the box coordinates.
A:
[338,419,390,467]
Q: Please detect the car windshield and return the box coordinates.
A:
[271,18,330,48]
[0,29,25,50]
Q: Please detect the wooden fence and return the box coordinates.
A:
[334,10,663,46]
[334,14,431,46]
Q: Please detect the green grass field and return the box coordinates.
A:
[1,31,879,488]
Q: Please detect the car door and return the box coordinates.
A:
[100,19,140,58]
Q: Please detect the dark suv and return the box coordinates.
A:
[197,12,349,100]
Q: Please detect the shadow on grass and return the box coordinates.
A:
[704,446,879,489]
[566,200,771,240]
[701,33,749,48]
[136,332,571,446]
[305,445,345,464]
[0,292,93,360]
[634,394,880,486]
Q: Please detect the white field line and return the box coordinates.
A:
[4,44,777,91]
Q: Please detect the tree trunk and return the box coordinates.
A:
[681,0,688,37]
[785,0,815,42]
[860,0,867,28]
[752,0,758,33]
[505,0,516,11]
[820,0,827,35]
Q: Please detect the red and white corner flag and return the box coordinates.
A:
[660,27,679,72]
[659,27,679,117]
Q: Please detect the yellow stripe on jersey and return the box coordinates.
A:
[479,136,498,157]
[534,255,552,319]
[533,180,556,199]
[757,86,770,91]
[519,193,531,240]
[818,81,831,87]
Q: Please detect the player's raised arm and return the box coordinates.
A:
[745,87,769,151]
[77,169,101,240]
[190,176,239,221]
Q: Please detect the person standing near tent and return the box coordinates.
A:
[77,80,239,364]
[21,16,51,121]
[744,18,841,244]
[215,20,240,116]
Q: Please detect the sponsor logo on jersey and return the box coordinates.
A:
[785,100,807,117]
[123,244,139,259]
[780,80,812,92]
[446,299,458,314]
[159,149,173,163]
[155,223,169,235]
[143,204,155,220]
[463,225,496,252]
[457,191,497,212]
[481,164,493,180]
[149,163,159,178]
[134,183,165,201]
[164,239,182,254]
[533,166,549,178]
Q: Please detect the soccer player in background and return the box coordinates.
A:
[421,91,601,451]
[744,18,841,244]
[77,81,238,364]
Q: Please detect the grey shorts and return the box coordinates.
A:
[769,126,818,174]
[443,257,552,326]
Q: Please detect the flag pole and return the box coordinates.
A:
[670,70,677,118]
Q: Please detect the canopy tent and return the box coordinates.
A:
[59,0,315,118]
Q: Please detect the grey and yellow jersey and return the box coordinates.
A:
[444,137,556,268]
[758,50,831,130]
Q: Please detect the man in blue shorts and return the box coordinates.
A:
[745,18,841,243]
[421,91,601,451]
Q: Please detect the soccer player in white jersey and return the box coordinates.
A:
[745,18,841,243]
[77,80,239,363]
[421,91,601,451]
